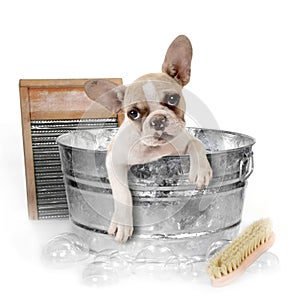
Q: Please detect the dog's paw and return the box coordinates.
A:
[108,213,134,243]
[189,162,213,189]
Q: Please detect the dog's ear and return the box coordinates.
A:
[162,35,193,86]
[84,79,125,113]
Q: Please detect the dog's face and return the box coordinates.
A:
[84,35,193,147]
[122,73,186,146]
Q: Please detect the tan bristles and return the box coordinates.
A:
[207,218,275,287]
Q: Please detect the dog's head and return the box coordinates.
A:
[85,35,192,147]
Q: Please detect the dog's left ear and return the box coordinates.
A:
[162,35,193,86]
[84,79,125,113]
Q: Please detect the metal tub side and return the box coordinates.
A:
[57,128,255,256]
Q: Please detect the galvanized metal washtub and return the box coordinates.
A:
[57,128,255,258]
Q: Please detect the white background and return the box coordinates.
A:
[1,0,299,303]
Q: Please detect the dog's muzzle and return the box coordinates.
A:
[150,114,168,131]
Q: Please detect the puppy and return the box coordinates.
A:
[84,35,212,243]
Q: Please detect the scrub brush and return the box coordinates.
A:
[207,218,275,287]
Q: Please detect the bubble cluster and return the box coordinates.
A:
[42,233,279,285]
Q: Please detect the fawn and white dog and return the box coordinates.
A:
[84,35,212,243]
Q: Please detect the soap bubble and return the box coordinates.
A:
[205,239,231,261]
[178,256,194,276]
[105,252,131,276]
[93,249,119,263]
[82,261,118,286]
[248,252,280,273]
[132,261,165,277]
[135,245,175,263]
[190,261,208,279]
[109,251,132,269]
[91,249,133,277]
[255,252,279,269]
[42,233,90,266]
[133,245,175,278]
[163,255,181,274]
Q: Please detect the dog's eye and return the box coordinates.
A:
[164,93,180,107]
[127,109,141,120]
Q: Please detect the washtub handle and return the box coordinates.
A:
[239,152,254,182]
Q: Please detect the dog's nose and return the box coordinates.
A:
[150,115,167,131]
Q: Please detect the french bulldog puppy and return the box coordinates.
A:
[84,35,212,243]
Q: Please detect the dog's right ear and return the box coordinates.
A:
[84,79,125,113]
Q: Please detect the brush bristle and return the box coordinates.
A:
[207,218,273,279]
